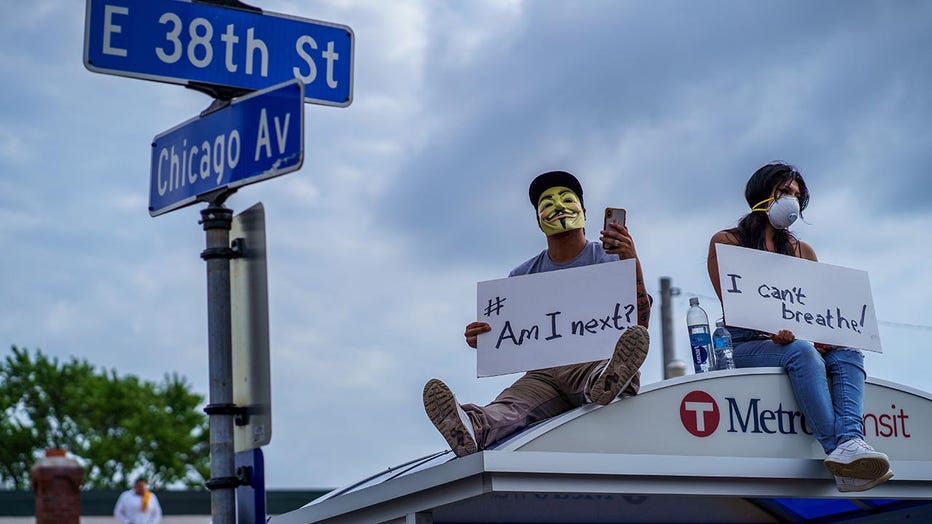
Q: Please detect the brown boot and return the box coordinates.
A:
[589,325,649,405]
[423,379,478,457]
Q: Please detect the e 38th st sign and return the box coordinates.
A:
[84,0,354,215]
[84,0,354,106]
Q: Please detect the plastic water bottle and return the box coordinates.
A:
[712,320,736,370]
[686,297,712,373]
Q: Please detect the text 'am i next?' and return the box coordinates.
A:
[84,0,354,106]
[477,260,638,377]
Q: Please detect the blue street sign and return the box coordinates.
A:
[149,80,304,217]
[235,448,266,524]
[84,0,353,106]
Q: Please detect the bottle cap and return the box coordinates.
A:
[689,297,699,306]
[716,320,725,327]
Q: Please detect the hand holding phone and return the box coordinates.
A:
[604,207,626,230]
[602,207,626,253]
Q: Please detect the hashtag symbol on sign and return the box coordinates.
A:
[484,296,506,317]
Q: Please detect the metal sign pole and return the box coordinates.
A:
[201,200,237,524]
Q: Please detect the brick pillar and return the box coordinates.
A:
[30,448,84,524]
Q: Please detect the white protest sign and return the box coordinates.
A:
[715,244,882,352]
[476,259,637,377]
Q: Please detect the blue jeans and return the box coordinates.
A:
[729,327,866,454]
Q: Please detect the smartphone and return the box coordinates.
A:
[604,207,626,229]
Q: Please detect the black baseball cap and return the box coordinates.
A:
[528,170,584,208]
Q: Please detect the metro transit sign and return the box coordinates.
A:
[149,80,304,217]
[84,0,353,106]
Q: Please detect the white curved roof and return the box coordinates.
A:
[270,369,932,523]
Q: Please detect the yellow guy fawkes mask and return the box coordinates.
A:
[537,186,585,236]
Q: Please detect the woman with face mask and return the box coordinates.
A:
[706,162,893,493]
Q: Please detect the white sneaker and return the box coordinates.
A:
[423,379,478,457]
[824,438,890,480]
[835,469,894,493]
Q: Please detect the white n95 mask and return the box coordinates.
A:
[751,196,800,229]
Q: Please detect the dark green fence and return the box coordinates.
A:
[0,489,330,517]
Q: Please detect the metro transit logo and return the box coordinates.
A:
[679,390,720,437]
[678,389,913,440]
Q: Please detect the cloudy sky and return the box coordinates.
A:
[2,0,931,492]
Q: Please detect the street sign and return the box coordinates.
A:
[149,79,304,217]
[235,448,266,524]
[231,203,271,453]
[84,0,353,106]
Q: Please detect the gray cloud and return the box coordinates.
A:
[377,1,932,265]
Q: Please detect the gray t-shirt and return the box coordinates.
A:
[509,241,617,277]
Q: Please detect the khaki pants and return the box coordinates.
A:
[462,360,640,449]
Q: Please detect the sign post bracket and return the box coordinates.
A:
[192,0,262,14]
[188,82,254,105]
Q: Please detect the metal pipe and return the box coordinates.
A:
[201,203,235,524]
[660,277,675,379]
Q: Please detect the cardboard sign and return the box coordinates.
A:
[715,244,882,352]
[476,259,637,377]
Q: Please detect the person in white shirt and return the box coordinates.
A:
[113,477,162,524]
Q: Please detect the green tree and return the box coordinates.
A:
[0,346,209,489]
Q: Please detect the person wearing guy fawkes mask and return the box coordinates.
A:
[707,162,893,493]
[423,170,652,457]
